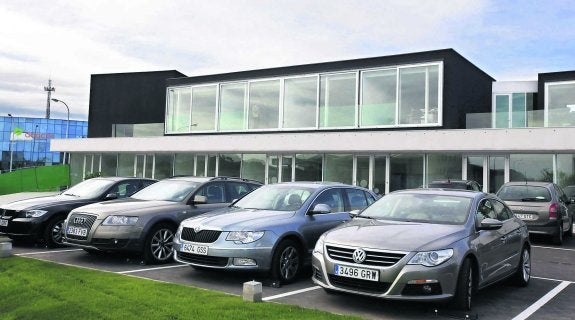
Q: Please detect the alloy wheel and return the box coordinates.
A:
[150,228,174,261]
[521,249,531,283]
[279,246,300,281]
[51,220,64,245]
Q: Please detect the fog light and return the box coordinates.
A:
[407,279,438,284]
[233,258,257,266]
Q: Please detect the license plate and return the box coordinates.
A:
[334,264,379,281]
[0,219,7,227]
[515,213,534,220]
[181,243,209,255]
[67,226,88,237]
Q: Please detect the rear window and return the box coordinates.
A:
[497,185,551,202]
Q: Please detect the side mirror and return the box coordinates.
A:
[104,193,118,200]
[349,209,361,217]
[478,218,503,231]
[193,195,207,204]
[309,204,331,215]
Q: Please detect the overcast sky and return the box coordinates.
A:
[1,0,574,121]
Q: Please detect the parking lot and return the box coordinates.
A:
[8,234,575,320]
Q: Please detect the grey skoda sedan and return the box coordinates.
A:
[173,182,377,284]
[311,189,530,310]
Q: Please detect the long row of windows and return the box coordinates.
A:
[71,152,575,196]
[165,62,442,134]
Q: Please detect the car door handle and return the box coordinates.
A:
[500,236,507,242]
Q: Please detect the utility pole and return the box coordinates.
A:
[44,79,55,119]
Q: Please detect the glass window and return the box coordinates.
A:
[207,155,217,176]
[319,73,356,128]
[117,154,135,177]
[509,154,553,182]
[69,153,85,186]
[281,155,293,182]
[373,156,386,196]
[356,156,370,189]
[427,65,440,124]
[512,93,526,128]
[427,154,462,184]
[557,154,575,188]
[166,87,191,133]
[491,199,512,221]
[283,77,317,129]
[389,154,423,192]
[361,69,397,126]
[467,156,484,189]
[267,155,279,184]
[196,155,206,176]
[295,154,322,181]
[227,182,253,201]
[100,154,117,177]
[323,154,353,185]
[219,83,246,131]
[191,85,217,132]
[399,67,426,125]
[241,154,266,183]
[488,156,505,193]
[154,154,173,179]
[174,153,195,176]
[311,188,345,213]
[248,80,280,129]
[547,81,575,127]
[196,182,227,203]
[218,154,241,177]
[346,188,368,211]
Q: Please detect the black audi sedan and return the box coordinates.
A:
[0,177,156,247]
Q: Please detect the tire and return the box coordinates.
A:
[143,223,175,264]
[43,216,66,248]
[270,239,301,284]
[512,246,531,287]
[553,223,564,245]
[565,216,573,237]
[453,258,474,311]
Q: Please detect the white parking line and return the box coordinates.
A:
[117,264,189,274]
[15,249,83,256]
[262,286,321,301]
[511,281,570,320]
[533,245,575,252]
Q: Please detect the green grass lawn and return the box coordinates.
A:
[0,257,360,320]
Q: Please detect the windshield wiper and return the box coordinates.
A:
[356,215,376,220]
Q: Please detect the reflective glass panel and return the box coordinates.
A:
[248,80,280,129]
[427,154,462,183]
[281,156,293,182]
[488,156,505,193]
[323,154,353,184]
[361,69,396,126]
[547,82,575,127]
[319,73,356,128]
[196,155,206,176]
[174,153,195,176]
[167,87,191,133]
[283,77,317,128]
[191,86,217,131]
[241,154,266,183]
[511,93,526,128]
[356,156,370,188]
[154,154,174,179]
[467,156,484,189]
[557,154,575,187]
[117,154,135,177]
[100,154,117,176]
[399,67,426,125]
[218,154,241,177]
[219,83,246,131]
[509,154,553,182]
[495,95,509,128]
[373,156,386,196]
[295,154,322,181]
[389,154,423,191]
[268,155,279,184]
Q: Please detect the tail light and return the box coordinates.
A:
[549,203,558,220]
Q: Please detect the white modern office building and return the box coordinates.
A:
[51,49,575,194]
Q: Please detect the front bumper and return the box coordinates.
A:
[63,219,144,252]
[173,231,275,271]
[0,217,44,239]
[311,248,458,302]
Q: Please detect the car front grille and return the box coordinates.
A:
[326,245,406,267]
[177,251,228,267]
[0,209,17,218]
[328,275,391,294]
[181,228,222,243]
[66,213,97,240]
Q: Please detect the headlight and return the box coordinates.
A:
[24,210,48,218]
[226,231,264,244]
[102,215,139,226]
[408,249,453,267]
[313,234,326,254]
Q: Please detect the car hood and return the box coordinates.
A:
[72,198,186,217]
[182,207,296,231]
[324,218,470,252]
[0,194,91,211]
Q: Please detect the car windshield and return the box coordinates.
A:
[233,185,314,211]
[61,179,117,198]
[131,180,200,202]
[358,193,472,224]
[497,185,551,202]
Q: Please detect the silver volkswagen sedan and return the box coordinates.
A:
[312,189,531,310]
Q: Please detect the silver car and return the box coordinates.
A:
[312,189,530,310]
[173,182,377,284]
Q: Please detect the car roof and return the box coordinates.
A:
[264,181,358,189]
[429,179,477,185]
[392,188,483,199]
[163,176,262,184]
[92,176,157,182]
[501,181,553,187]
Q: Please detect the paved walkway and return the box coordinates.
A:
[0,192,60,205]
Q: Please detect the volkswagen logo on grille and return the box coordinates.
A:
[352,249,366,264]
[73,217,86,224]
